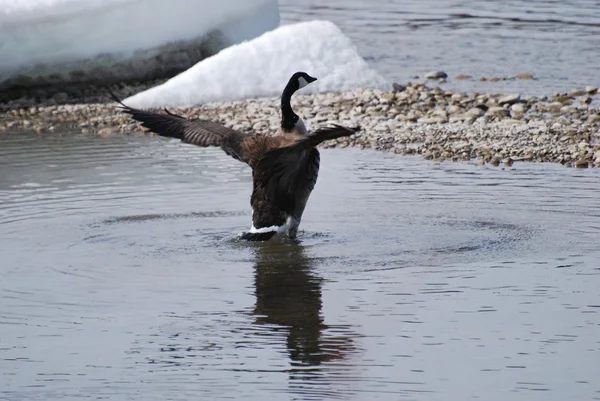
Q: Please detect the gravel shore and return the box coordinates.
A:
[1,82,599,167]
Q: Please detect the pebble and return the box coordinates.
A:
[547,102,564,111]
[392,83,406,92]
[485,106,509,118]
[447,105,461,114]
[498,94,521,106]
[511,103,526,114]
[515,73,535,79]
[465,107,484,118]
[424,71,448,79]
[455,74,472,80]
[569,89,586,97]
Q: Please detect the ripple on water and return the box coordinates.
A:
[279,0,600,95]
[1,134,599,401]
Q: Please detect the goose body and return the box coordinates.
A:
[111,72,358,241]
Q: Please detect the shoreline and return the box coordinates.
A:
[1,82,599,167]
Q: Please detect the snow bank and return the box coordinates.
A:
[125,20,388,108]
[0,0,279,90]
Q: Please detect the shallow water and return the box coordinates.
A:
[1,133,599,400]
[279,0,600,95]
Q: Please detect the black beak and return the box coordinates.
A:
[307,75,317,83]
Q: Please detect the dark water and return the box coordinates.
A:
[1,133,600,400]
[279,0,600,95]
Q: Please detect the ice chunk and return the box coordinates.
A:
[125,20,388,108]
[0,0,279,90]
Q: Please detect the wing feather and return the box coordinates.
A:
[109,91,251,164]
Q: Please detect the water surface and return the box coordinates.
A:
[280,0,600,95]
[1,133,599,400]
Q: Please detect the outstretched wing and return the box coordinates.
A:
[110,92,252,165]
[252,124,359,217]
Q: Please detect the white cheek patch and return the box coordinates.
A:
[294,118,308,135]
[298,76,309,88]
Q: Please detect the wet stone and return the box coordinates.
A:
[515,73,535,79]
[466,107,484,118]
[498,94,521,105]
[424,71,448,79]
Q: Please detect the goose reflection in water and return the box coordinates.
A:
[252,240,359,367]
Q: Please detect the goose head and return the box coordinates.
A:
[287,72,317,92]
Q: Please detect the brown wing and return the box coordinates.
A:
[110,92,253,165]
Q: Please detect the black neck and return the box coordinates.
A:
[281,83,299,132]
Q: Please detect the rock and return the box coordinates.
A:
[479,76,487,81]
[490,77,500,82]
[511,103,526,114]
[584,86,597,94]
[581,96,592,105]
[455,74,472,80]
[569,89,586,97]
[553,95,574,105]
[392,83,406,92]
[560,105,577,114]
[98,127,112,136]
[466,107,484,118]
[432,109,448,118]
[425,71,448,79]
[447,105,461,114]
[588,114,600,123]
[503,157,514,167]
[574,159,589,168]
[379,92,395,102]
[450,93,464,102]
[547,102,564,111]
[475,159,485,166]
[419,92,433,101]
[485,99,498,108]
[485,106,510,118]
[498,94,521,105]
[515,73,535,79]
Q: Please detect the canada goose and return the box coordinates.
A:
[109,72,359,241]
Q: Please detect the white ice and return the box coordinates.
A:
[125,20,388,108]
[0,0,279,88]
